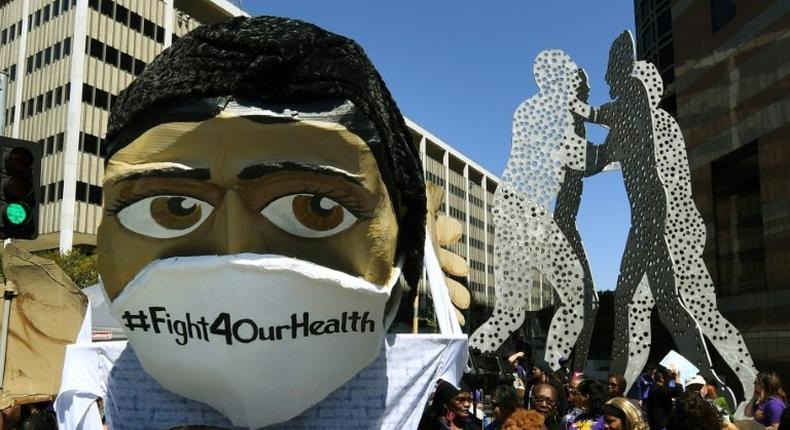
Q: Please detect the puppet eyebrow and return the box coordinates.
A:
[238,161,364,185]
[115,166,212,183]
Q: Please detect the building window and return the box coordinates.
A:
[710,0,735,33]
[712,141,765,295]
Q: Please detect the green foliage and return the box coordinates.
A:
[33,246,99,289]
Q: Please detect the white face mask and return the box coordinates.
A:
[110,253,402,429]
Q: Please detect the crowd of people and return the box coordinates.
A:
[419,354,789,430]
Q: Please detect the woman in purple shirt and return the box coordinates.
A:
[745,372,787,430]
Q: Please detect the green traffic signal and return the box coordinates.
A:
[6,202,28,225]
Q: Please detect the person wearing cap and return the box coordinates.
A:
[685,375,737,429]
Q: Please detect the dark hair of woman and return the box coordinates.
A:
[758,372,787,403]
[665,392,722,430]
[494,385,522,420]
[578,379,607,417]
[608,373,627,396]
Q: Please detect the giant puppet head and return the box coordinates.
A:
[97,16,425,428]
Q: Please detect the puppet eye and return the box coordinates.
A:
[262,194,358,238]
[117,196,213,239]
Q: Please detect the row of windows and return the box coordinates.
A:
[76,180,102,205]
[449,183,465,198]
[89,0,165,45]
[3,107,12,127]
[80,132,108,157]
[470,215,484,229]
[20,83,71,119]
[86,37,145,76]
[0,20,22,47]
[41,131,107,157]
[2,64,16,82]
[42,181,64,203]
[469,194,484,208]
[470,260,486,272]
[82,83,117,111]
[425,170,445,187]
[469,237,484,250]
[27,0,75,34]
[469,281,488,293]
[26,37,71,75]
[40,132,65,156]
[448,206,465,221]
[42,180,102,205]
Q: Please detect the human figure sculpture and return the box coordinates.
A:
[469,50,598,370]
[584,31,757,410]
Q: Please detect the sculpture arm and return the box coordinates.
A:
[587,102,615,126]
[570,99,592,119]
[585,140,611,176]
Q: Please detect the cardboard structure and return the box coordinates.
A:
[0,244,86,409]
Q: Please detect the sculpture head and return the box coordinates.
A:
[533,49,583,98]
[605,31,636,99]
[633,61,664,108]
[97,16,426,427]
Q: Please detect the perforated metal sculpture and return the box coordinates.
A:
[469,50,599,371]
[584,31,757,410]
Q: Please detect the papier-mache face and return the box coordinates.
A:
[96,16,426,426]
[99,109,398,299]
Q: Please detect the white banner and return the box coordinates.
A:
[56,334,466,429]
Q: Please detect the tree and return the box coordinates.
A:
[32,246,99,289]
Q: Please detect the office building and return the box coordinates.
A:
[635,0,789,373]
[0,0,245,251]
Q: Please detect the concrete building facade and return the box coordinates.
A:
[635,0,790,374]
[0,0,244,252]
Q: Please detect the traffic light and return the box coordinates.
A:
[0,137,42,239]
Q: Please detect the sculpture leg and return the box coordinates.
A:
[541,220,586,370]
[570,265,598,373]
[469,218,529,353]
[679,258,757,416]
[649,247,736,408]
[610,233,644,377]
[621,275,655,394]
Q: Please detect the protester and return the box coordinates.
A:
[557,357,572,385]
[502,408,547,430]
[745,371,787,430]
[528,382,564,430]
[684,375,732,426]
[626,364,655,406]
[703,383,732,415]
[568,380,606,430]
[487,386,523,430]
[420,380,482,430]
[665,392,722,430]
[607,374,628,399]
[602,397,648,430]
[564,377,585,427]
[644,366,682,430]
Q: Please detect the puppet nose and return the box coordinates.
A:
[216,190,267,255]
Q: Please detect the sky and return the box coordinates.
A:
[245,1,637,291]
